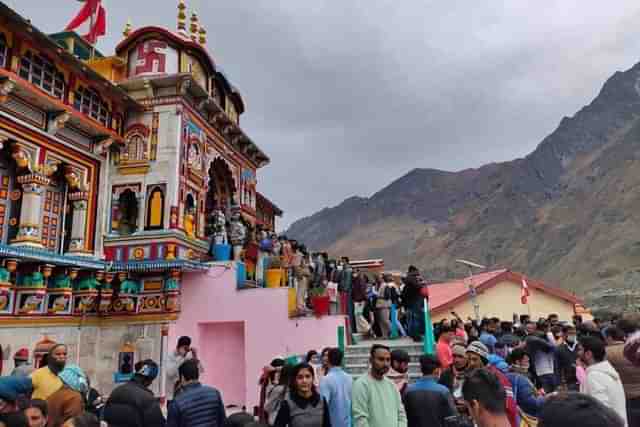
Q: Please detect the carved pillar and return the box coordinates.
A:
[66,192,90,255]
[11,173,50,247]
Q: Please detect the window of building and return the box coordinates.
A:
[117,189,139,235]
[145,186,165,230]
[73,86,111,127]
[18,51,65,99]
[124,133,147,162]
[0,34,8,68]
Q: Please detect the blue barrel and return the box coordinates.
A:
[236,262,246,289]
[213,244,232,261]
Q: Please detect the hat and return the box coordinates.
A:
[466,341,489,363]
[0,376,33,402]
[13,348,28,362]
[135,359,159,381]
[59,364,88,394]
[452,344,466,357]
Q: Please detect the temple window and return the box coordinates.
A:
[73,86,111,127]
[0,34,8,68]
[145,186,165,230]
[124,133,147,162]
[117,189,138,235]
[18,51,65,99]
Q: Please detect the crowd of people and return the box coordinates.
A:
[256,313,640,427]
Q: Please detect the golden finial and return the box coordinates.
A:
[199,26,207,45]
[123,18,133,38]
[190,12,199,42]
[177,0,187,36]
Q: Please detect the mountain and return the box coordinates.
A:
[286,61,640,310]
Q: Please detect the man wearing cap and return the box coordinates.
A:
[165,336,204,402]
[11,348,33,378]
[103,359,166,427]
[439,344,468,400]
[466,341,518,427]
[0,376,33,415]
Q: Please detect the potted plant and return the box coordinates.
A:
[309,285,330,317]
[264,256,283,288]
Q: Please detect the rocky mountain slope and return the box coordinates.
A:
[287,61,640,308]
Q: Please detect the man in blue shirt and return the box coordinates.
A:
[403,354,457,427]
[319,348,352,427]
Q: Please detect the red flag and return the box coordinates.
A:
[521,277,530,305]
[84,5,106,44]
[66,0,106,45]
[66,0,100,31]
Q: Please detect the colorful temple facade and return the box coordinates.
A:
[0,1,285,395]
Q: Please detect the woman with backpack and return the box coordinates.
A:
[273,363,330,427]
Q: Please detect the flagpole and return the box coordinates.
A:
[89,1,96,60]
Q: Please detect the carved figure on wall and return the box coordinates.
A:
[120,279,141,294]
[212,210,227,244]
[228,210,247,260]
[75,277,99,291]
[0,267,10,284]
[184,207,196,239]
[50,275,72,289]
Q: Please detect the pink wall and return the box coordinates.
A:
[169,264,346,409]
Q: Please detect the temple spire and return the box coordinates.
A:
[190,11,199,42]
[177,0,188,37]
[199,26,207,45]
[123,18,132,38]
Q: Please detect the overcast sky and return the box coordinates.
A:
[7,1,640,229]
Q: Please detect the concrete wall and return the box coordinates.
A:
[431,280,576,323]
[0,323,163,396]
[171,264,346,409]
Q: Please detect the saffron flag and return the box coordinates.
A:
[521,277,530,305]
[66,0,106,45]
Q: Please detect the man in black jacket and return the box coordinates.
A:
[103,359,166,427]
[403,266,426,342]
[403,354,457,427]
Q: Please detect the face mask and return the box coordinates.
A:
[567,335,577,343]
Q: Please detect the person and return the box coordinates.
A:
[387,349,410,396]
[351,272,370,337]
[0,376,33,416]
[103,359,166,427]
[462,369,510,427]
[352,344,407,427]
[403,354,456,427]
[167,359,226,427]
[556,324,579,391]
[436,325,454,369]
[24,400,48,427]
[465,342,517,427]
[525,332,557,393]
[538,393,625,427]
[479,323,497,354]
[12,349,33,378]
[505,348,544,421]
[31,345,66,401]
[263,363,289,426]
[605,325,640,427]
[578,336,628,426]
[224,409,254,427]
[273,363,330,427]
[403,266,425,342]
[439,344,468,401]
[47,364,88,427]
[374,276,393,339]
[319,348,352,427]
[165,336,204,402]
[61,413,100,427]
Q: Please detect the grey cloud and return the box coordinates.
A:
[7,0,640,228]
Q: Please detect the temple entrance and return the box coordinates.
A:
[205,158,236,236]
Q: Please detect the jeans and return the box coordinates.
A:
[375,307,391,338]
[628,396,640,427]
[408,299,424,338]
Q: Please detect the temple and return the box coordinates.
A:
[0,1,314,400]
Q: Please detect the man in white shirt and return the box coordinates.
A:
[165,336,204,401]
[578,336,628,427]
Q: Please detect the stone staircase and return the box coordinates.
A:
[344,334,425,381]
